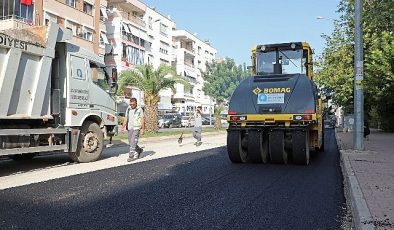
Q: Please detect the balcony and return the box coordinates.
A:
[119,11,145,28]
[0,16,32,30]
[182,76,197,84]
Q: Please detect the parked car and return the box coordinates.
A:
[181,116,195,127]
[160,114,182,128]
[202,116,214,125]
[220,114,228,125]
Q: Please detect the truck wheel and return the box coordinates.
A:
[9,153,36,161]
[248,130,268,163]
[227,130,248,163]
[269,130,288,164]
[69,121,103,163]
[292,130,310,165]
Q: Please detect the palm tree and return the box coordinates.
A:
[118,64,185,132]
[214,105,225,129]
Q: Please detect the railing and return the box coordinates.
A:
[0,15,33,24]
[182,76,197,84]
[119,11,145,28]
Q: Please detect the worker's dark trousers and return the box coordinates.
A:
[193,126,202,142]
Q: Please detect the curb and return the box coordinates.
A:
[335,129,374,230]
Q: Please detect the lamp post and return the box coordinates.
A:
[353,0,364,150]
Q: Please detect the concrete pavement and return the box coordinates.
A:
[336,128,394,230]
[0,131,227,190]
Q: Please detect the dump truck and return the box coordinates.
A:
[0,23,118,162]
[226,42,324,165]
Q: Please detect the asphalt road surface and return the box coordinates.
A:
[0,129,346,229]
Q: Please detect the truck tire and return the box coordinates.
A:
[269,130,288,164]
[9,153,36,161]
[69,121,104,163]
[292,130,310,165]
[248,130,268,163]
[227,130,248,163]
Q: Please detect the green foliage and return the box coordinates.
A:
[117,64,185,132]
[315,0,394,131]
[117,64,179,97]
[202,58,250,101]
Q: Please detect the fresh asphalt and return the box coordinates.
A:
[0,129,346,229]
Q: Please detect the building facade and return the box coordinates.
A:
[172,29,217,116]
[0,0,110,57]
[0,0,217,116]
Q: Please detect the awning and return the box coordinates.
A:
[127,24,134,35]
[127,24,149,42]
[184,69,197,78]
[101,32,109,44]
[100,8,108,19]
[122,23,131,33]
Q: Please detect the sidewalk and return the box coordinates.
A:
[336,128,394,230]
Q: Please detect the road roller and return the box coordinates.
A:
[226,42,324,165]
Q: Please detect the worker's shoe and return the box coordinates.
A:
[195,141,202,146]
[127,154,139,162]
[136,146,143,155]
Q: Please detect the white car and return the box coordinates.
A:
[181,116,194,127]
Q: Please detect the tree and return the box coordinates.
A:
[315,0,394,131]
[202,58,250,102]
[213,105,225,129]
[118,64,182,132]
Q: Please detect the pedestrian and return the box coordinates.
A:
[193,106,203,146]
[364,120,370,140]
[122,98,145,162]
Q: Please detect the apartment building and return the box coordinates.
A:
[172,29,217,116]
[0,0,110,57]
[143,6,175,113]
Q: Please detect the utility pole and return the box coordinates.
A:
[353,0,364,150]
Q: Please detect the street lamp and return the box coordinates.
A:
[316,16,335,21]
[353,0,364,150]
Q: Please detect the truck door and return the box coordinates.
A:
[69,55,89,110]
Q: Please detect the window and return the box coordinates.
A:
[160,58,169,65]
[44,11,57,26]
[91,65,109,91]
[123,45,145,66]
[100,32,109,47]
[3,0,34,24]
[100,7,108,21]
[159,48,168,55]
[66,0,76,8]
[66,20,78,36]
[148,16,153,29]
[256,49,304,75]
[83,27,93,41]
[159,23,168,37]
[83,2,93,15]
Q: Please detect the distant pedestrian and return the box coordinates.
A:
[364,120,370,140]
[193,106,203,146]
[122,98,145,162]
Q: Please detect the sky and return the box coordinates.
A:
[143,0,342,65]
